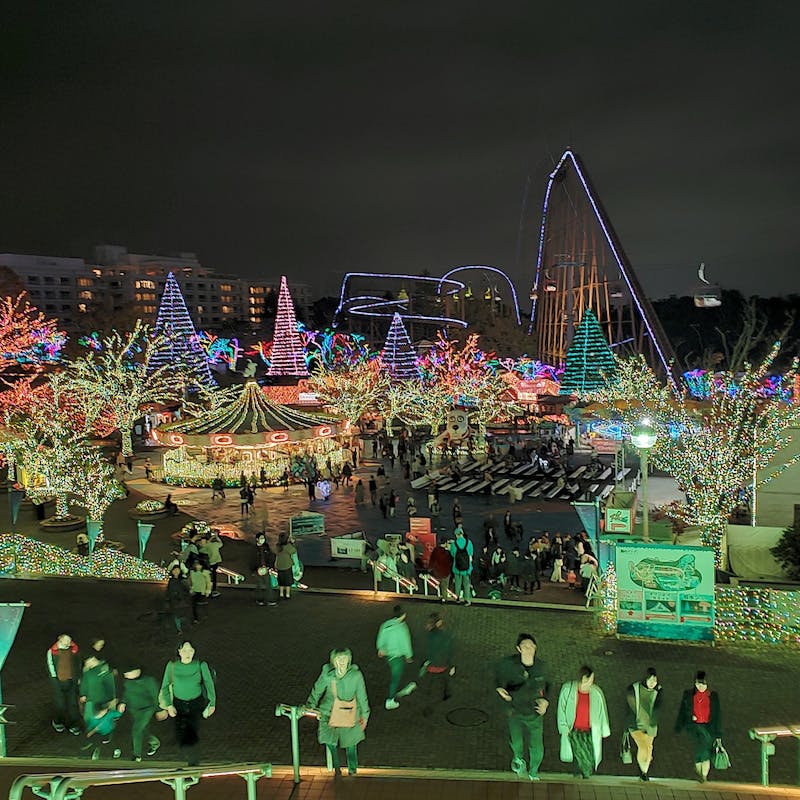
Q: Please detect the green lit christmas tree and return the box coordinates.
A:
[559,308,616,396]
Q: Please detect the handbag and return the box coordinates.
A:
[620,730,633,764]
[713,740,731,770]
[327,679,357,728]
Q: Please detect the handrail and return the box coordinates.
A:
[275,703,328,784]
[216,566,244,585]
[10,762,271,800]
[749,723,800,786]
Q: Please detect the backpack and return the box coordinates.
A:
[454,539,470,571]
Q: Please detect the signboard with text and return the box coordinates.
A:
[616,542,715,641]
[605,507,633,533]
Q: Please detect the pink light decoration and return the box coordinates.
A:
[267,276,309,377]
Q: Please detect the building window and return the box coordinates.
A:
[44,276,54,284]
[45,304,56,311]
[220,283,232,292]
[27,276,39,283]
[78,291,92,300]
[60,277,70,284]
[222,305,233,314]
[44,290,55,298]
[197,306,204,314]
[78,303,87,313]
[77,277,92,287]
[135,279,156,290]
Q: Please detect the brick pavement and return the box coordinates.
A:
[0,577,798,790]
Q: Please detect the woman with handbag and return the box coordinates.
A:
[305,648,370,776]
[158,641,216,766]
[674,670,722,783]
[556,665,611,778]
[625,667,663,781]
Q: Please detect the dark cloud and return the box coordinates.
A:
[1,1,798,300]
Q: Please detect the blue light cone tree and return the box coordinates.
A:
[381,313,417,380]
[150,272,214,387]
[559,308,617,396]
[267,276,308,377]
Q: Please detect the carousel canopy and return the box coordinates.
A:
[154,381,348,448]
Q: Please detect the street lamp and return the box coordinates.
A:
[631,418,658,542]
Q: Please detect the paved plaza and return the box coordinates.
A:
[1,450,799,795]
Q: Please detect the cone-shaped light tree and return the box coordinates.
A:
[149,272,213,387]
[380,313,418,380]
[559,308,617,396]
[268,276,308,377]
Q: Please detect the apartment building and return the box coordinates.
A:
[0,247,313,330]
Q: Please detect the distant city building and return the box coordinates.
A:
[0,246,313,331]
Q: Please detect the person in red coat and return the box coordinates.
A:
[428,541,453,603]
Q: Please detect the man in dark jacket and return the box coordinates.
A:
[46,634,82,735]
[118,665,162,762]
[165,565,191,633]
[494,633,550,781]
[418,613,455,716]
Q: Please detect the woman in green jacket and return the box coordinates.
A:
[305,648,369,776]
[159,641,216,766]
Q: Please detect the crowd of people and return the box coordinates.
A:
[298,610,726,784]
[47,634,215,765]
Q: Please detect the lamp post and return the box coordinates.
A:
[631,419,658,543]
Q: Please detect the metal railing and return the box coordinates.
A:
[274,703,332,784]
[216,566,245,585]
[749,723,800,786]
[9,762,271,800]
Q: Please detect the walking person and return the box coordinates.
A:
[368,475,377,505]
[188,560,212,624]
[305,648,370,777]
[144,458,153,480]
[449,529,474,605]
[428,540,453,602]
[79,652,117,731]
[198,533,223,598]
[165,564,191,634]
[376,605,416,710]
[354,479,365,505]
[275,532,297,600]
[252,533,277,607]
[675,671,722,783]
[556,666,611,779]
[625,667,663,781]
[418,613,455,716]
[118,663,163,762]
[494,633,550,781]
[46,634,82,735]
[159,641,216,767]
[550,535,565,582]
[211,477,225,500]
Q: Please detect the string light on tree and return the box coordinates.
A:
[380,313,418,380]
[150,272,214,387]
[591,343,800,567]
[268,276,308,377]
[559,308,617,397]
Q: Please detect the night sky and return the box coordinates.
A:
[2,2,798,300]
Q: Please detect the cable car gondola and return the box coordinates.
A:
[692,263,722,308]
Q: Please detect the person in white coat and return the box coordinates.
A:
[556,666,611,778]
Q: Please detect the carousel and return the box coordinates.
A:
[153,381,351,487]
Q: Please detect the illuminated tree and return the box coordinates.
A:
[0,294,65,387]
[2,374,111,519]
[380,313,418,380]
[559,308,616,396]
[416,332,515,433]
[65,321,186,456]
[150,272,213,387]
[592,346,800,565]
[268,276,308,377]
[309,359,390,425]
